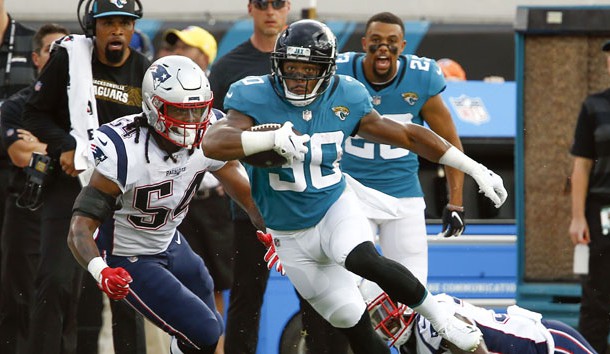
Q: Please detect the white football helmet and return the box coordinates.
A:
[359,279,416,348]
[142,55,213,148]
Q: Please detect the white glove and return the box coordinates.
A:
[273,122,310,163]
[471,164,508,208]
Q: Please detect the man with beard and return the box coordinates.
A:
[22,1,150,353]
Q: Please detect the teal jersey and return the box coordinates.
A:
[225,74,373,230]
[336,52,446,197]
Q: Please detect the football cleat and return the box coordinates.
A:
[437,315,483,352]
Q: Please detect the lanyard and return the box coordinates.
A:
[3,19,16,99]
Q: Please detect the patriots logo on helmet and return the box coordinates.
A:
[402,92,419,105]
[91,144,108,166]
[149,64,172,90]
[332,106,350,120]
[110,0,128,8]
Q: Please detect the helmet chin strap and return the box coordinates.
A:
[283,78,324,107]
[168,126,197,148]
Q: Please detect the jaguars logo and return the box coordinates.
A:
[332,106,350,120]
[110,0,128,8]
[402,92,419,105]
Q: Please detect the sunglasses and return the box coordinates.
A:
[251,0,287,10]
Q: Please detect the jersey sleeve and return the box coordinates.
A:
[335,52,357,75]
[90,125,135,193]
[570,97,596,158]
[223,75,270,122]
[206,157,226,172]
[339,75,374,119]
[22,47,74,154]
[427,59,447,97]
[0,93,25,149]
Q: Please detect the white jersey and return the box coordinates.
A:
[90,114,225,256]
[415,294,554,354]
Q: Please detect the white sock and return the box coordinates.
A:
[412,291,451,330]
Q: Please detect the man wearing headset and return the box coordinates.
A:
[22,1,150,353]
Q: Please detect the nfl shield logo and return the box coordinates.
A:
[449,94,490,125]
[372,96,382,105]
[303,110,312,121]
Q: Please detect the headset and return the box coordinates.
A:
[77,0,143,37]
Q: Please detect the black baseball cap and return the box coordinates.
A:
[93,0,140,19]
[602,40,610,52]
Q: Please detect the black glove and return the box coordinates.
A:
[439,205,465,238]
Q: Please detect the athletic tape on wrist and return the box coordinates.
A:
[87,256,108,283]
[241,130,275,156]
[438,146,478,176]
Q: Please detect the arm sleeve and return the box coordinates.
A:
[22,48,75,156]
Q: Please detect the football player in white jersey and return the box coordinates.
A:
[203,20,507,354]
[359,280,597,354]
[67,55,264,354]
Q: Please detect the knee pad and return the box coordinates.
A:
[328,302,366,329]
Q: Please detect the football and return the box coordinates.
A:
[241,124,289,168]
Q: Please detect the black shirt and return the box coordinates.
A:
[23,44,150,157]
[208,39,274,220]
[209,39,273,111]
[571,88,610,197]
[0,16,35,163]
[0,16,35,100]
[0,85,32,191]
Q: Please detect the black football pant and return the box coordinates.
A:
[26,176,145,354]
[224,218,270,354]
[0,194,41,354]
[578,195,610,354]
[27,214,84,354]
[77,278,146,354]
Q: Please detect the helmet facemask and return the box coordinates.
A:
[359,279,415,348]
[146,93,212,148]
[367,292,416,347]
[141,55,214,149]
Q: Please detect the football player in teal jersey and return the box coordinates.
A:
[337,12,465,287]
[203,19,506,354]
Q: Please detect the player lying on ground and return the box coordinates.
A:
[358,279,597,354]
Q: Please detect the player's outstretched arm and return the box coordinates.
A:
[423,96,466,237]
[212,160,265,231]
[203,110,310,163]
[68,171,132,300]
[357,109,507,208]
[68,170,120,269]
[203,109,255,160]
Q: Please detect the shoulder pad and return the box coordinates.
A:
[225,75,272,109]
[335,75,370,104]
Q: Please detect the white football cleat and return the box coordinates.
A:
[437,315,483,352]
